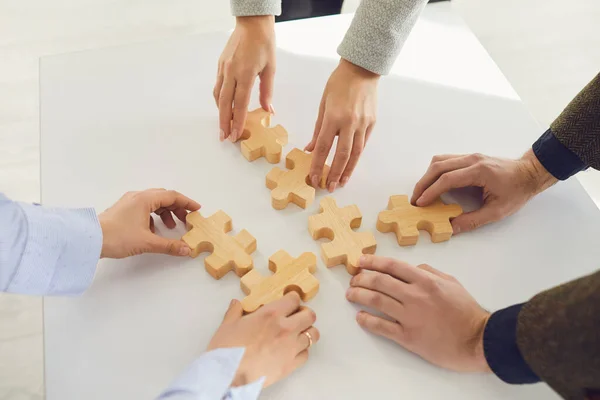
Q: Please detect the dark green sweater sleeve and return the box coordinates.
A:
[551,72,600,169]
[516,270,600,399]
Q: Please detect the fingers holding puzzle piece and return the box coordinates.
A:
[240,251,319,313]
[266,148,330,210]
[182,211,257,279]
[377,195,463,246]
[308,197,377,275]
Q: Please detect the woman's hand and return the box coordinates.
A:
[208,292,320,387]
[214,16,276,142]
[411,150,557,233]
[98,188,200,258]
[306,59,379,191]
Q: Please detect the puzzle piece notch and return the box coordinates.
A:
[308,197,377,275]
[239,108,288,164]
[377,195,463,246]
[182,211,256,279]
[266,148,330,210]
[240,251,319,313]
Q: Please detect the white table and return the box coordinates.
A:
[41,4,594,399]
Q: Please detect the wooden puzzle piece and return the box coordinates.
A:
[238,108,288,163]
[308,197,377,275]
[240,250,318,313]
[377,195,463,246]
[266,148,330,210]
[182,211,256,279]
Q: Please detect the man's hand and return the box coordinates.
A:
[208,292,320,388]
[214,16,276,142]
[305,59,379,192]
[98,189,201,258]
[346,255,491,373]
[411,150,558,233]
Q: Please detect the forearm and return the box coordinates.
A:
[0,193,101,295]
[532,72,600,180]
[338,0,428,75]
[158,348,263,400]
[483,271,600,399]
[230,0,281,16]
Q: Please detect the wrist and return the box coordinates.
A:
[472,311,492,373]
[236,15,274,31]
[98,213,110,259]
[519,149,558,196]
[338,58,380,81]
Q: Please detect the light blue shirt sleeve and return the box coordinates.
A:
[158,348,264,400]
[0,193,101,295]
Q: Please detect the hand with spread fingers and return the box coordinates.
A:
[214,16,276,143]
[346,255,491,373]
[305,59,379,192]
[208,292,320,388]
[411,149,558,233]
[98,189,201,259]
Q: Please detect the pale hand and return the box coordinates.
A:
[208,292,320,387]
[346,255,491,372]
[411,150,558,233]
[214,16,276,142]
[98,189,201,258]
[305,59,379,192]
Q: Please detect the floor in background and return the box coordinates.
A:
[0,0,598,398]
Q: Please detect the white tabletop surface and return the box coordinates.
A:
[40,4,593,399]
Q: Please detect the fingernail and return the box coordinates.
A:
[179,246,191,256]
[349,276,356,286]
[359,255,367,267]
[341,176,349,187]
[454,225,461,234]
[229,129,238,142]
[345,288,352,299]
[269,104,275,115]
[416,196,424,206]
[328,182,337,192]
[219,129,225,141]
[311,175,319,188]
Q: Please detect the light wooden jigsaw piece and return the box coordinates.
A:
[377,195,463,246]
[182,211,257,279]
[266,148,330,210]
[240,250,319,313]
[238,108,288,163]
[308,197,377,275]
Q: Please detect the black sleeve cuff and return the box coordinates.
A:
[532,128,586,180]
[483,303,540,384]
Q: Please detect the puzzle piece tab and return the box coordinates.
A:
[240,251,318,313]
[377,195,463,246]
[266,148,329,210]
[238,108,288,163]
[182,211,256,279]
[308,197,377,275]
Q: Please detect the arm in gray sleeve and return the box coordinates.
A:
[338,0,428,75]
[230,0,281,16]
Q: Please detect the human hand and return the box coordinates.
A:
[346,255,491,373]
[305,59,379,192]
[98,189,201,258]
[214,16,276,142]
[208,292,319,388]
[411,150,557,233]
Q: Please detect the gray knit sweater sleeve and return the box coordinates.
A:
[230,0,426,75]
[338,0,428,75]
[230,0,281,16]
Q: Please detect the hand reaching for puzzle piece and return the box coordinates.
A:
[266,148,330,210]
[309,197,377,275]
[377,195,462,246]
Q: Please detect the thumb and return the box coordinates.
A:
[146,234,191,257]
[451,206,501,234]
[222,299,244,323]
[259,66,275,112]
